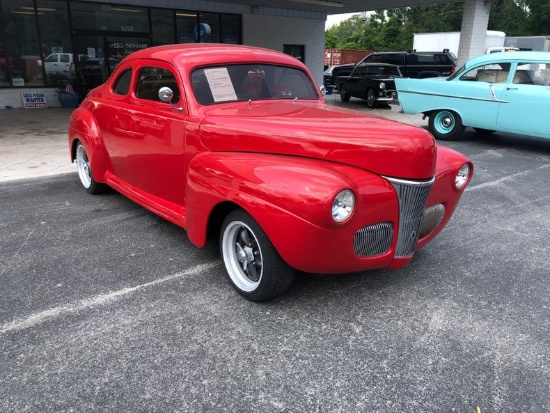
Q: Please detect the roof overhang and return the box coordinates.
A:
[230,0,463,15]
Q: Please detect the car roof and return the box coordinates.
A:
[356,63,399,67]
[120,44,305,70]
[465,51,550,69]
[370,51,450,55]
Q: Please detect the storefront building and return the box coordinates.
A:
[0,0,326,108]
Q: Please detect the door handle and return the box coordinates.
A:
[506,87,518,91]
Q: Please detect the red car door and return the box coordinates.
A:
[126,61,189,207]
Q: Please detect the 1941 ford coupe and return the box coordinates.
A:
[69,44,473,301]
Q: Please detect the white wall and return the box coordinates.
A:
[0,88,60,109]
[243,14,326,85]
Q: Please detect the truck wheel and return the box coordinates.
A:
[220,209,295,302]
[428,110,465,141]
[340,85,350,102]
[366,88,376,108]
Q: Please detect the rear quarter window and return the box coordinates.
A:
[113,69,132,95]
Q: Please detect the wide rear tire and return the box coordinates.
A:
[75,141,107,194]
[220,209,295,301]
[428,110,465,141]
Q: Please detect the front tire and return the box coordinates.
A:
[220,209,295,301]
[366,88,376,108]
[428,110,465,141]
[340,85,350,102]
[75,141,106,194]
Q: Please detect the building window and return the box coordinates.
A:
[284,44,305,63]
[221,14,241,44]
[151,8,175,46]
[0,2,242,90]
[1,0,42,87]
[198,13,220,43]
[176,11,198,44]
[70,2,149,33]
[36,0,72,88]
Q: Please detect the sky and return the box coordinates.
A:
[325,13,358,29]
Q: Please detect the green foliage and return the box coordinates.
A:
[325,1,544,51]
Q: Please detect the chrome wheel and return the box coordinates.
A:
[220,210,295,301]
[222,220,263,292]
[76,142,92,189]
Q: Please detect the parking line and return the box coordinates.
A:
[0,261,221,334]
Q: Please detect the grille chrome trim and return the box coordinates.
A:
[354,222,393,257]
[385,176,434,258]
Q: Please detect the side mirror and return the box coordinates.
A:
[158,86,183,112]
[158,86,174,103]
[319,84,327,96]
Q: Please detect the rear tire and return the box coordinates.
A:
[340,85,350,102]
[428,110,465,141]
[75,141,107,194]
[220,209,295,301]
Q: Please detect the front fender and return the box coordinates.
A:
[186,152,399,273]
[416,145,473,249]
[68,105,110,183]
[185,152,356,245]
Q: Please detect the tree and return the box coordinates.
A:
[325,0,547,52]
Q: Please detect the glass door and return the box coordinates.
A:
[74,34,150,93]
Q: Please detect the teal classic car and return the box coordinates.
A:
[395,51,550,140]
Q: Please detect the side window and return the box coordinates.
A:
[60,54,70,63]
[513,62,548,85]
[385,54,404,66]
[415,54,435,64]
[113,69,132,95]
[366,55,384,64]
[460,63,511,83]
[136,67,181,103]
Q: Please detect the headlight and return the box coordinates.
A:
[379,82,386,89]
[455,163,471,189]
[332,190,355,222]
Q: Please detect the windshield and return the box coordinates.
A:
[191,64,319,105]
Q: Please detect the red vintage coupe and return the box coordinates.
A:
[69,44,473,301]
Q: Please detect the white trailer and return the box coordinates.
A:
[413,31,506,57]
[504,36,550,52]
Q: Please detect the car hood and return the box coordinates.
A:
[199,101,436,180]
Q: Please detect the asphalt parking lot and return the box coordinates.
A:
[1,102,549,412]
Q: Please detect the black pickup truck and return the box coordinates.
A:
[335,63,401,108]
[358,51,456,78]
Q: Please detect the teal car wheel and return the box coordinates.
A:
[428,110,465,141]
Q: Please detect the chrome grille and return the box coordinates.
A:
[386,177,434,258]
[354,222,393,257]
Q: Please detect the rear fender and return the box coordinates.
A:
[68,107,110,183]
[185,152,357,248]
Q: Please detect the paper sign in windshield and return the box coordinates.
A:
[204,68,237,102]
